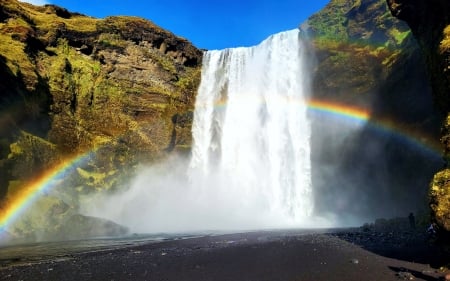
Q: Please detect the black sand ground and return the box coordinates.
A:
[0,229,448,281]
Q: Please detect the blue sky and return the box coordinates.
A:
[20,0,329,50]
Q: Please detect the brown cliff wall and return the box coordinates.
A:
[0,0,202,238]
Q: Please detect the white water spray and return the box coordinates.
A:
[83,29,319,233]
[191,29,313,220]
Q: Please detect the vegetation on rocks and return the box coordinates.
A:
[306,0,443,222]
[0,0,202,239]
[306,0,418,108]
[1,0,447,242]
[387,0,450,236]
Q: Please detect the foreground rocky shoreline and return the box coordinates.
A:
[0,228,448,281]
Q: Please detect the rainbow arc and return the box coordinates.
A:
[0,98,442,233]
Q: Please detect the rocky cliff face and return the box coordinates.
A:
[387,0,450,111]
[386,0,450,234]
[1,0,446,240]
[305,0,443,221]
[0,0,202,239]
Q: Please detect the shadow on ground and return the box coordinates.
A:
[329,227,449,268]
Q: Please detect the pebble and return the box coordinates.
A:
[396,271,414,280]
[350,258,359,264]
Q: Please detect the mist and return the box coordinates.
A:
[309,110,443,225]
[82,30,333,234]
[80,29,443,235]
[81,155,331,234]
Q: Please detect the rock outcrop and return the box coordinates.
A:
[305,0,443,220]
[387,0,450,235]
[387,0,450,111]
[1,0,447,240]
[0,0,202,239]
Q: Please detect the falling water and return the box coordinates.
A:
[190,29,313,224]
[82,29,318,233]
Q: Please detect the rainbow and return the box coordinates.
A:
[212,96,442,157]
[0,151,93,232]
[308,99,370,121]
[0,98,442,234]
[307,98,443,158]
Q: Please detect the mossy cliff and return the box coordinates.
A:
[386,0,450,235]
[0,0,201,239]
[305,0,443,220]
[306,0,432,115]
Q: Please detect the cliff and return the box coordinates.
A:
[386,0,450,235]
[1,0,447,240]
[0,0,202,239]
[305,0,444,221]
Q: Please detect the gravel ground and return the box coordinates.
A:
[0,229,448,281]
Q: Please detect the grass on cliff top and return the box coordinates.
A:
[307,0,353,41]
[100,16,167,34]
[17,2,98,32]
[10,0,170,35]
[308,0,410,49]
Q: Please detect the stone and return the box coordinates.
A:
[396,271,415,280]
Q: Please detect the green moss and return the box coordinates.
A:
[0,31,36,87]
[76,167,110,187]
[429,169,450,231]
[382,50,402,67]
[389,28,411,45]
[6,180,23,199]
[329,51,350,63]
[145,48,177,74]
[98,33,127,48]
[98,16,166,35]
[8,142,22,157]
[176,67,201,91]
[46,38,102,105]
[21,4,98,32]
[352,0,362,8]
[440,25,450,53]
[307,0,352,41]
[0,0,202,215]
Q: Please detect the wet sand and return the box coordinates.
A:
[0,229,448,281]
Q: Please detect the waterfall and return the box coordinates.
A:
[190,29,313,224]
[83,29,316,233]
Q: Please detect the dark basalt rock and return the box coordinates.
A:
[306,0,442,221]
[387,0,450,111]
[387,0,450,234]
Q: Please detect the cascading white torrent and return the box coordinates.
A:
[83,29,316,233]
[189,29,313,227]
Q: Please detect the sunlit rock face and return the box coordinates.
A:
[387,0,450,111]
[0,0,201,239]
[0,0,202,190]
[387,0,450,234]
[0,0,447,240]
